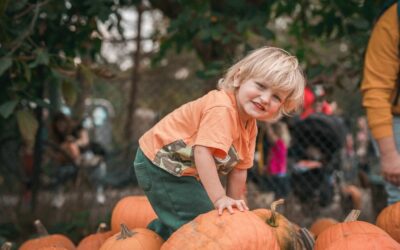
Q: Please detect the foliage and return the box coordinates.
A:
[149,0,385,90]
[0,0,138,144]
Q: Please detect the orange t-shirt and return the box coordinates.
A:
[139,89,257,177]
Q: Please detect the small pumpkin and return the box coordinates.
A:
[252,199,314,249]
[162,209,280,250]
[315,210,400,250]
[309,218,338,238]
[376,201,400,243]
[111,196,157,233]
[100,224,164,250]
[316,233,400,250]
[19,220,76,250]
[77,223,112,250]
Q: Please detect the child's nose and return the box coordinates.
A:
[260,91,271,104]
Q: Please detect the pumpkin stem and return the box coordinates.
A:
[1,242,12,250]
[117,224,135,240]
[34,219,49,236]
[97,222,108,233]
[344,209,361,222]
[267,199,284,227]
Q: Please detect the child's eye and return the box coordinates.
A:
[273,95,282,102]
[255,82,265,89]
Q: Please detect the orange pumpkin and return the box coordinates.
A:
[37,247,69,250]
[111,196,157,233]
[309,218,338,238]
[19,220,76,250]
[376,201,400,243]
[162,209,280,250]
[315,210,400,250]
[316,233,400,250]
[252,199,313,249]
[100,224,164,250]
[77,223,112,250]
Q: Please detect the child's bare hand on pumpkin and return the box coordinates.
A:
[213,195,249,215]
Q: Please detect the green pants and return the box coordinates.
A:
[132,148,214,240]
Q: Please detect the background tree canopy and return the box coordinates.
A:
[0,0,388,185]
[0,0,385,131]
[149,0,380,85]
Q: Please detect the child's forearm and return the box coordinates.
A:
[226,168,247,199]
[194,146,226,204]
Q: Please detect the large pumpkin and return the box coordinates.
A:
[111,196,157,233]
[315,210,400,250]
[19,220,76,250]
[161,209,280,250]
[77,223,112,250]
[35,247,69,250]
[252,199,314,249]
[376,201,400,243]
[309,218,338,238]
[100,224,164,250]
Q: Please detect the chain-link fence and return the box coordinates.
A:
[0,52,383,229]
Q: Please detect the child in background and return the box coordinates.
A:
[264,121,291,198]
[133,46,305,240]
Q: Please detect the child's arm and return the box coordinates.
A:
[265,123,278,143]
[194,145,248,215]
[226,168,247,199]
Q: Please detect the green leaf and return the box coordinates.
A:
[0,100,18,118]
[16,110,38,145]
[6,0,28,12]
[62,81,78,106]
[79,64,94,86]
[0,57,12,76]
[259,27,274,40]
[0,0,10,16]
[22,62,31,82]
[29,49,50,68]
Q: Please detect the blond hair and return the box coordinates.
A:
[218,46,305,118]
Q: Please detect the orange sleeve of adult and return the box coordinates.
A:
[361,4,399,139]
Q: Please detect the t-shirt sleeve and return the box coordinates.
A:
[194,106,237,157]
[237,122,258,169]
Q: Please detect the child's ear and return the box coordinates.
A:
[233,68,241,87]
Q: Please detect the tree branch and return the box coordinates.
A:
[7,0,49,56]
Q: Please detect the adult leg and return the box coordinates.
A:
[385,116,400,205]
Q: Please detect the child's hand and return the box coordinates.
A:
[213,195,249,215]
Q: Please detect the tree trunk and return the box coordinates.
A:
[31,69,45,211]
[124,3,143,153]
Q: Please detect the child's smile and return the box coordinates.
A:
[235,78,288,122]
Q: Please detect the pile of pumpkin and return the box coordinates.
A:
[4,196,400,250]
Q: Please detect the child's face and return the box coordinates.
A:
[235,78,289,121]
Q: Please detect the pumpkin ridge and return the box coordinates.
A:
[247,212,265,249]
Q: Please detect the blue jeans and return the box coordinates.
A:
[387,116,400,204]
